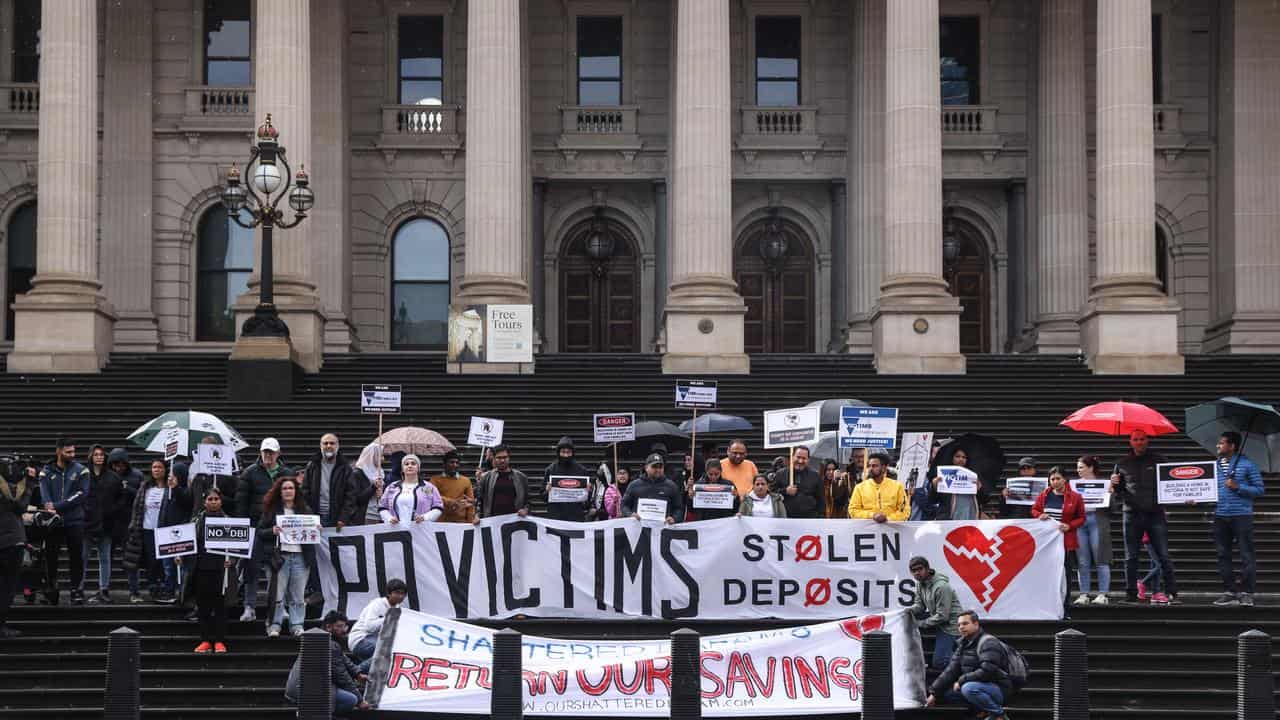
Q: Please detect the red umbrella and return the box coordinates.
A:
[1060,401,1179,437]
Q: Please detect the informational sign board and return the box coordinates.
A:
[1157,461,1219,504]
[1070,479,1112,510]
[546,476,591,504]
[467,416,504,447]
[162,427,183,461]
[154,523,196,559]
[447,305,534,364]
[636,497,668,523]
[276,514,322,545]
[936,466,979,495]
[898,432,934,492]
[839,406,900,449]
[1003,477,1049,506]
[361,384,402,415]
[192,443,238,476]
[692,484,736,510]
[593,413,636,444]
[763,406,820,449]
[204,516,253,555]
[675,379,718,409]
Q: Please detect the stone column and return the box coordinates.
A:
[458,0,530,307]
[871,0,964,374]
[1032,0,1088,353]
[9,0,116,373]
[662,0,748,374]
[844,0,885,354]
[101,0,158,352]
[1079,0,1182,373]
[829,181,847,351]
[1204,0,1280,353]
[531,179,547,342]
[652,180,668,347]
[311,0,354,353]
[1006,181,1027,349]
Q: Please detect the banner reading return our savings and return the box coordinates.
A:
[365,607,926,715]
[317,517,1064,622]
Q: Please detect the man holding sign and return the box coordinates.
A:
[771,446,823,519]
[621,454,683,524]
[1112,430,1179,605]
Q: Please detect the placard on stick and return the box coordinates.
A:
[763,406,820,449]
[467,416,504,447]
[593,413,636,444]
[154,523,197,559]
[675,379,718,409]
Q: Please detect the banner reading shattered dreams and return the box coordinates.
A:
[365,607,927,716]
[317,516,1064,622]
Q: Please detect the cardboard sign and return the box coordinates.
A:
[361,384,402,415]
[1070,479,1112,510]
[192,443,237,476]
[467,416,504,447]
[936,466,979,495]
[636,497,668,523]
[447,304,534,364]
[763,406,820,449]
[546,475,591,504]
[593,413,636,444]
[675,379,718,409]
[276,514,322,545]
[692,484,736,510]
[1157,461,1219,504]
[898,432,934,493]
[204,516,253,554]
[1004,477,1049,506]
[839,406,900,449]
[154,522,197,559]
[162,427,183,461]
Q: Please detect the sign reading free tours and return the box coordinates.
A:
[317,516,1065,623]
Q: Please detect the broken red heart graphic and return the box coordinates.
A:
[838,613,885,641]
[942,526,1036,611]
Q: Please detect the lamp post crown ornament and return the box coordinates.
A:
[257,114,279,142]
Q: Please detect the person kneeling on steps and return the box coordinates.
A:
[926,610,1024,720]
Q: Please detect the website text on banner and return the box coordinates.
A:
[317,517,1064,622]
[839,406,899,450]
[366,607,926,716]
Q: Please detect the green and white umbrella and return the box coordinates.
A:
[127,410,250,457]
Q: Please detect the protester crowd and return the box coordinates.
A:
[0,425,1265,718]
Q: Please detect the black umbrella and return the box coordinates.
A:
[616,421,690,459]
[934,433,1006,493]
[1185,396,1280,472]
[806,398,870,431]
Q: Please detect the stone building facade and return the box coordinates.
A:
[0,0,1275,374]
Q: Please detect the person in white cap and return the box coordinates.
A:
[235,437,291,622]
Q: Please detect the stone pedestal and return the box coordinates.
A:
[228,335,297,401]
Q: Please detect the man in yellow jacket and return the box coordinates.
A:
[848,451,910,522]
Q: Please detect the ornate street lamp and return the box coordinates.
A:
[221,114,315,338]
[584,207,615,277]
[758,209,789,274]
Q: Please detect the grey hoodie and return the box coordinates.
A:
[912,570,961,636]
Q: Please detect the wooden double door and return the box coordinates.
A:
[559,222,641,352]
[734,219,814,353]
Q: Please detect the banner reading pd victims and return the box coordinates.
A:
[318,517,1064,622]
[366,607,927,715]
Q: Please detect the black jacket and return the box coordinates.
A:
[257,506,318,566]
[38,459,90,528]
[0,477,32,549]
[1115,450,1168,513]
[177,510,237,607]
[236,461,290,524]
[187,473,240,521]
[476,468,530,518]
[85,461,124,538]
[771,466,824,519]
[123,482,183,570]
[930,630,1014,697]
[620,473,685,521]
[686,478,737,521]
[285,637,361,702]
[348,468,379,525]
[542,457,594,521]
[302,452,357,526]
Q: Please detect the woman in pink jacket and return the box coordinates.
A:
[602,466,631,519]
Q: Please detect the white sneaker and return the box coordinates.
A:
[1072,594,1090,606]
[267,625,281,638]
[239,607,256,622]
[290,626,304,638]
[1091,594,1109,605]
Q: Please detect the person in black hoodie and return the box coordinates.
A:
[542,437,593,522]
[105,449,145,602]
[178,487,235,653]
[83,445,124,603]
[685,459,737,521]
[0,457,33,637]
[1111,429,1178,604]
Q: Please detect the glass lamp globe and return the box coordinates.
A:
[253,162,282,194]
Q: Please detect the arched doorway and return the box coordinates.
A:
[943,216,990,354]
[734,212,814,353]
[559,211,641,352]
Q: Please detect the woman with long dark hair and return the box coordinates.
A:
[1032,466,1086,608]
[179,487,234,653]
[259,476,313,637]
[1074,455,1114,605]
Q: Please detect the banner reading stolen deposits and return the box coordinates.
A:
[366,607,926,716]
[317,516,1064,622]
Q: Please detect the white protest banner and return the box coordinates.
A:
[154,523,197,559]
[935,466,979,495]
[839,407,899,450]
[361,384,402,415]
[635,498,668,523]
[191,443,237,476]
[277,514,322,545]
[763,406,820,449]
[897,432,934,492]
[366,607,926,716]
[1157,461,1219,504]
[593,413,636,444]
[546,476,591,504]
[692,484,736,510]
[467,417,504,447]
[1070,479,1111,510]
[1003,478,1048,506]
[204,516,253,554]
[317,517,1065,623]
[675,379,718,409]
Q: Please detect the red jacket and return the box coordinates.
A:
[1031,487,1086,551]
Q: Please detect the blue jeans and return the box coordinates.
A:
[83,535,112,593]
[353,635,378,674]
[1213,515,1255,594]
[1140,543,1162,592]
[161,558,177,594]
[271,552,310,630]
[1076,512,1111,593]
[944,681,1005,715]
[1123,509,1176,596]
[930,631,958,671]
[334,688,359,714]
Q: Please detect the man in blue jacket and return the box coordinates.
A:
[38,437,90,605]
[1210,431,1265,607]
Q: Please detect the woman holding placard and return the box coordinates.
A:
[259,477,313,638]
[1032,467,1086,609]
[180,487,234,653]
[378,454,444,525]
[1071,455,1114,605]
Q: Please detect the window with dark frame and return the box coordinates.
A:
[755,16,801,106]
[391,218,451,350]
[204,0,251,86]
[1152,14,1164,104]
[195,206,254,342]
[5,201,36,341]
[577,16,622,106]
[12,0,40,83]
[399,16,444,105]
[940,16,980,105]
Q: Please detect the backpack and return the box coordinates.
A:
[980,634,1030,689]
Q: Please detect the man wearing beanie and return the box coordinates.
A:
[430,450,475,523]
